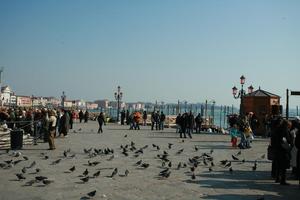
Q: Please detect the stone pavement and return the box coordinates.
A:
[0,121,299,200]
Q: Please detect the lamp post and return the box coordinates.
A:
[232,75,254,116]
[114,86,123,122]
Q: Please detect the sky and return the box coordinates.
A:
[0,0,299,108]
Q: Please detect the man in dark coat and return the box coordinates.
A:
[79,110,84,123]
[97,112,106,133]
[59,110,70,137]
[84,110,89,123]
[271,119,293,185]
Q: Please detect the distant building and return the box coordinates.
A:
[126,102,145,110]
[74,100,86,109]
[64,100,74,109]
[94,99,110,109]
[86,102,98,110]
[109,101,126,109]
[16,95,32,107]
[1,85,14,106]
[44,97,60,108]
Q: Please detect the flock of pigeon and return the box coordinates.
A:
[0,129,266,200]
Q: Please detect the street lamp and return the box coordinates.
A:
[232,75,253,116]
[114,86,123,122]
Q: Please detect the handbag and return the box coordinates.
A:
[267,145,274,160]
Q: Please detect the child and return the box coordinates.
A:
[230,124,239,148]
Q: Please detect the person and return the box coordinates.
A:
[143,111,147,126]
[271,119,293,185]
[59,109,69,137]
[151,112,155,131]
[294,125,300,186]
[69,110,74,130]
[48,110,57,150]
[195,113,203,133]
[79,110,84,123]
[126,110,130,125]
[160,111,166,130]
[84,110,89,123]
[133,111,141,130]
[230,124,239,148]
[41,109,49,143]
[175,113,181,133]
[120,110,126,125]
[97,112,106,133]
[250,113,259,136]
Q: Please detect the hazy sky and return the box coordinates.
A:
[0,0,299,107]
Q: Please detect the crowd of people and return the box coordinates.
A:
[228,112,300,186]
[0,107,93,150]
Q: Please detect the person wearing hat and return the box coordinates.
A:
[48,110,57,150]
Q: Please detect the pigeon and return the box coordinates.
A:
[69,166,76,172]
[122,151,129,157]
[111,168,118,178]
[210,149,214,154]
[52,159,61,165]
[88,161,100,166]
[16,173,26,180]
[203,159,208,166]
[168,143,173,149]
[252,161,257,171]
[23,156,29,161]
[4,160,12,164]
[209,167,213,172]
[229,167,233,173]
[159,170,171,178]
[177,162,182,170]
[220,160,228,166]
[211,162,215,167]
[124,134,127,138]
[83,169,89,176]
[80,176,89,183]
[224,162,232,168]
[13,160,23,165]
[236,150,241,156]
[232,155,239,161]
[44,156,49,160]
[84,148,92,154]
[27,161,36,169]
[156,146,160,150]
[135,160,142,166]
[42,179,54,185]
[63,151,67,157]
[159,168,169,175]
[190,167,195,172]
[22,167,27,174]
[168,162,172,168]
[35,168,41,173]
[191,173,196,180]
[24,180,36,186]
[35,176,48,181]
[194,146,199,151]
[176,149,184,155]
[93,170,101,178]
[141,163,150,169]
[124,169,129,177]
[69,153,76,158]
[87,190,96,197]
